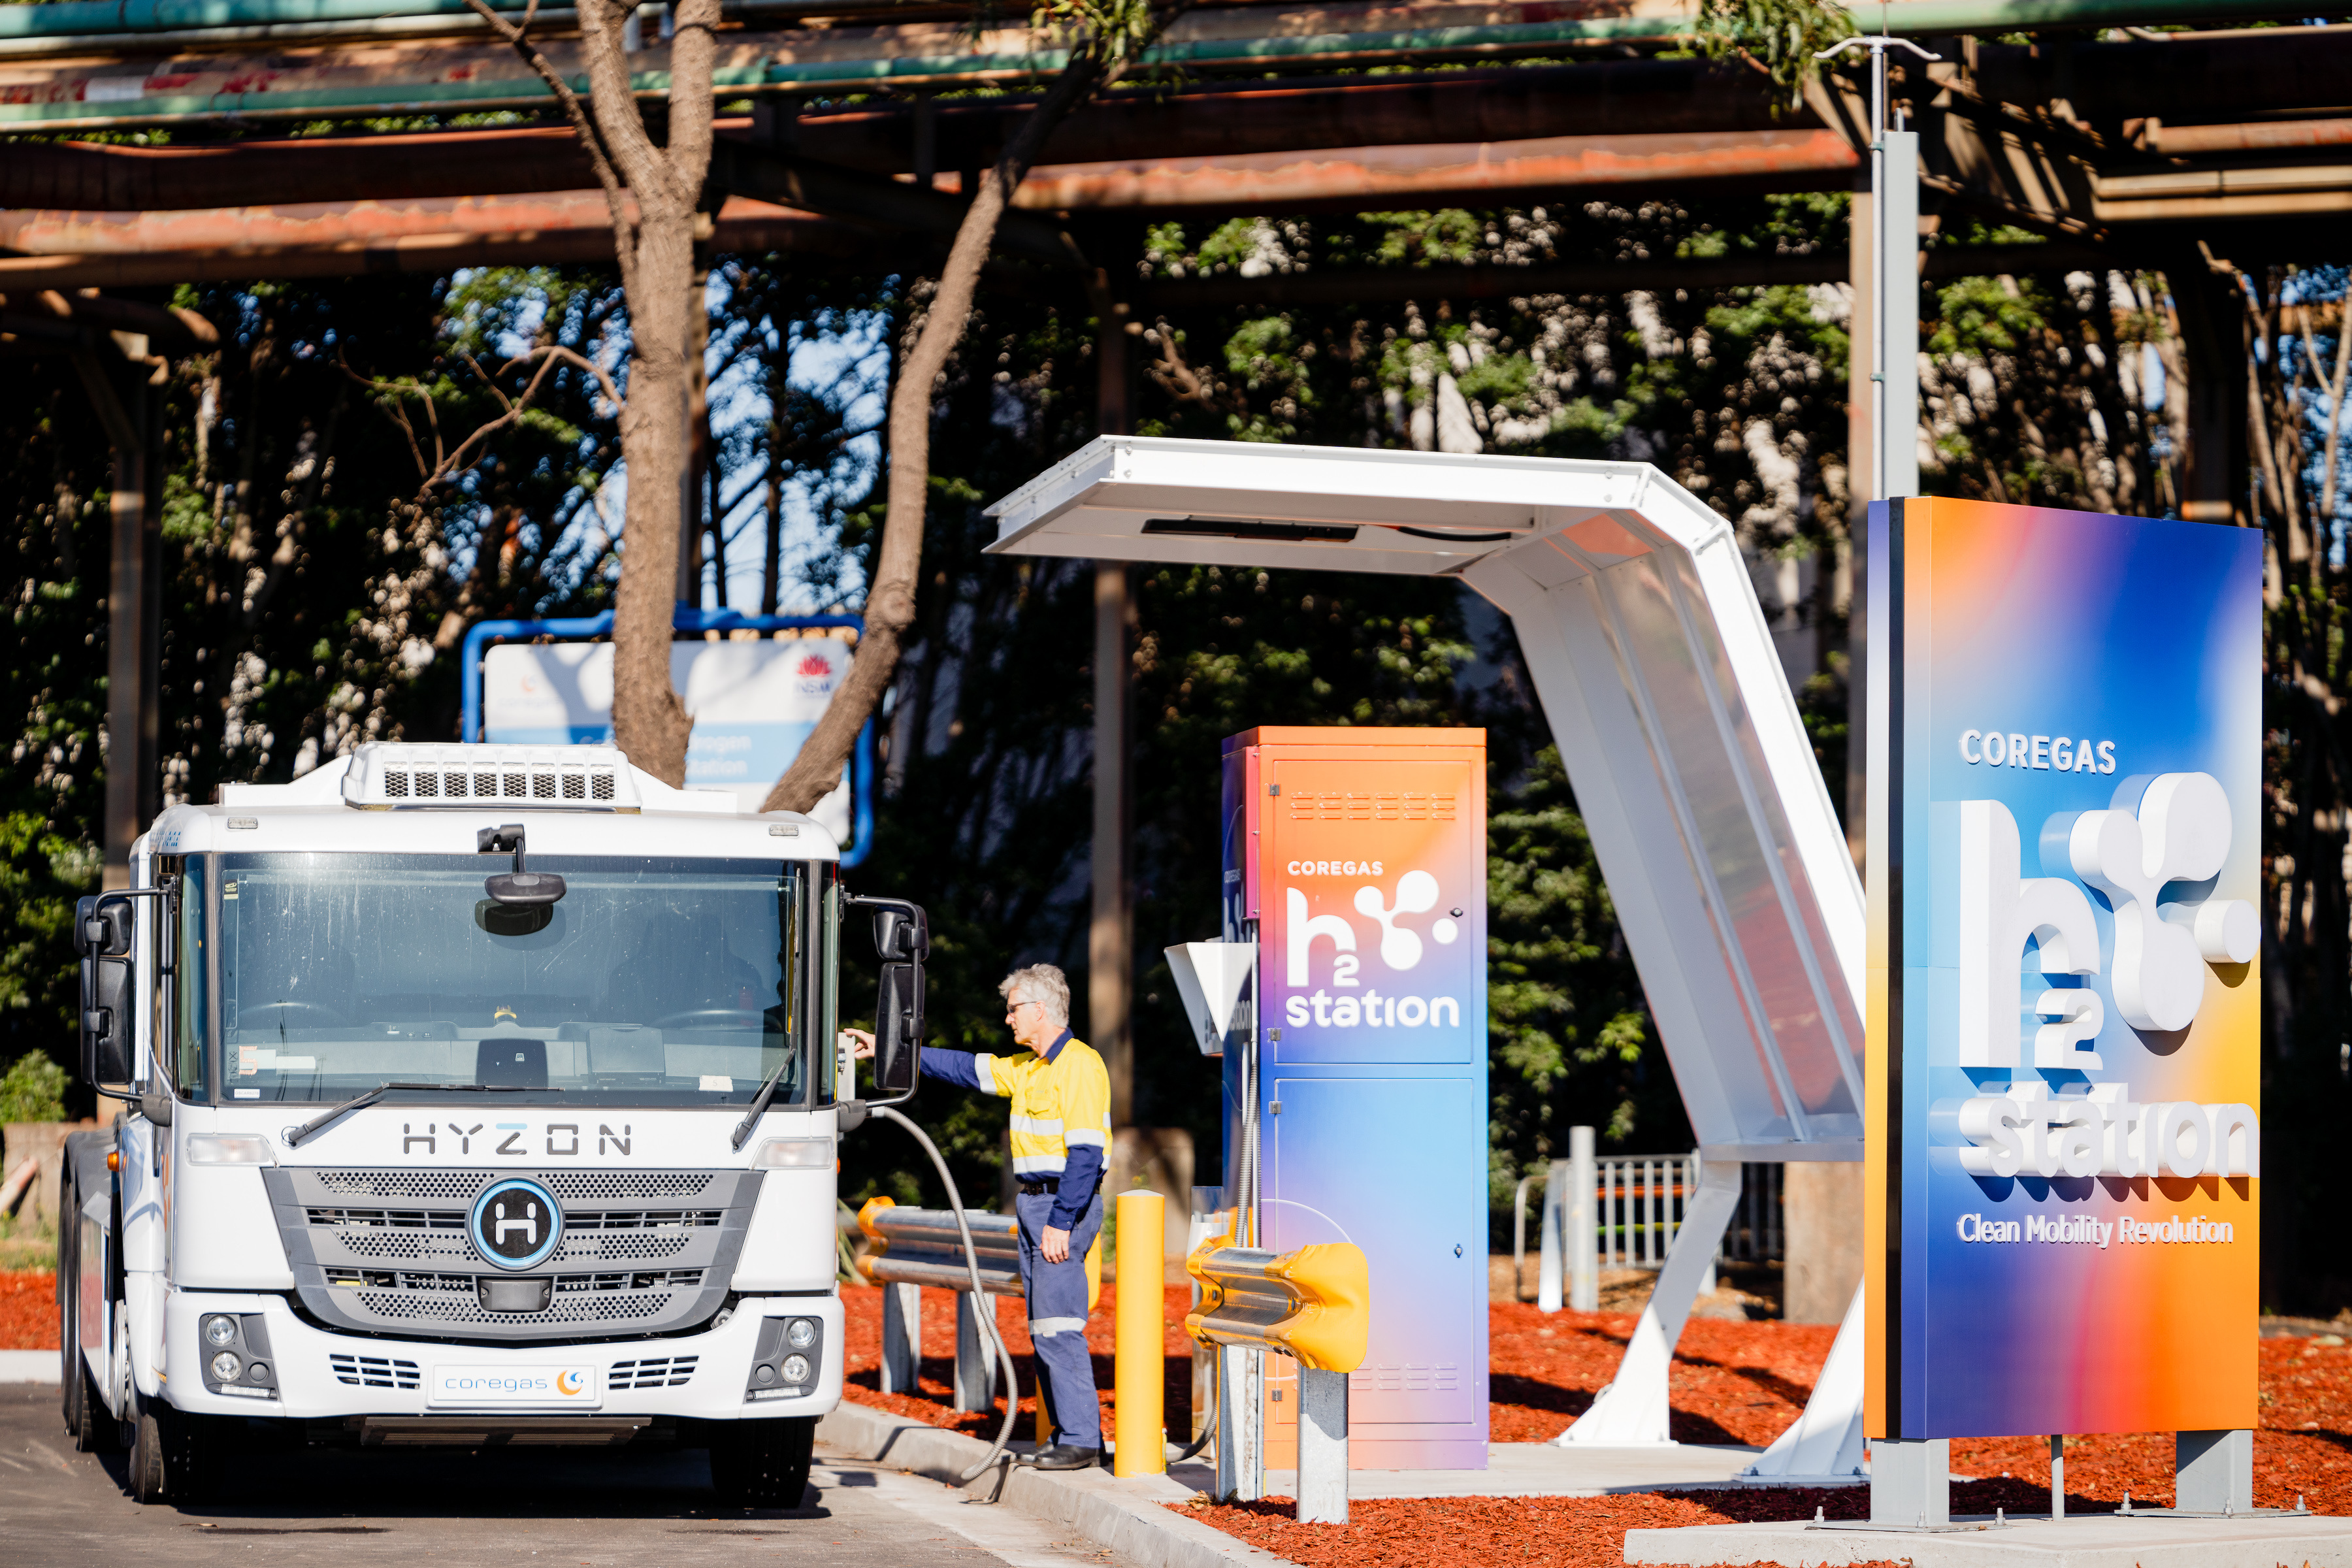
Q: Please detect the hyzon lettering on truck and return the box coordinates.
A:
[57,743,927,1505]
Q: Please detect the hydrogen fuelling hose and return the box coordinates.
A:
[869,1105,1026,1484]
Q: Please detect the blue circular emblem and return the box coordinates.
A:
[468,1177,563,1272]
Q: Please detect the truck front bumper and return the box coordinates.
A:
[161,1289,844,1423]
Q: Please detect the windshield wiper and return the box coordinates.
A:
[282,1081,551,1148]
[730,1062,796,1151]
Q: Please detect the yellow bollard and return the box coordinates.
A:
[1113,1188,1167,1476]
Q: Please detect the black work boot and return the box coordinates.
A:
[1027,1444,1099,1471]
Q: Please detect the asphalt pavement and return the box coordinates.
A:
[0,1384,1126,1567]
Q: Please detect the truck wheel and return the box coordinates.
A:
[708,1416,817,1507]
[59,1262,82,1441]
[59,1259,118,1454]
[128,1400,210,1504]
[57,1177,77,1440]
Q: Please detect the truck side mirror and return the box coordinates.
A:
[872,907,930,962]
[872,960,924,1095]
[76,894,137,1094]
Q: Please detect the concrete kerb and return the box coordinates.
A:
[815,1399,1298,1568]
[1624,1512,2352,1567]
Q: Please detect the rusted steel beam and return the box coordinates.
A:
[1012,127,1861,214]
[0,201,877,291]
[1,59,1793,212]
[2138,116,2352,155]
[708,139,1077,263]
[0,189,868,255]
[0,128,1862,271]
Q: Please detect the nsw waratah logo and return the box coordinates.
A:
[793,649,838,695]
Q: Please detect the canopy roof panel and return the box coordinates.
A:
[988,436,1865,1158]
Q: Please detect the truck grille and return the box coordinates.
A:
[265,1168,758,1345]
[608,1356,698,1390]
[331,1354,422,1390]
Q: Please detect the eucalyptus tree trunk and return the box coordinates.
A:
[761,51,1119,815]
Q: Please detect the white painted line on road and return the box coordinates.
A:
[24,1436,75,1473]
[0,1351,59,1384]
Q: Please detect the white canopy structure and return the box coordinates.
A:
[990,436,1865,1159]
[988,437,1870,1463]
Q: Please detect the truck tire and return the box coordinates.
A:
[708,1416,817,1507]
[57,1170,76,1439]
[128,1399,210,1504]
[58,1269,82,1440]
[58,1243,120,1454]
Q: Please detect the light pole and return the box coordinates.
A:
[1818,30,1938,502]
[1816,24,1939,1531]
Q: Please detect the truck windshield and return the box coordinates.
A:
[208,853,819,1107]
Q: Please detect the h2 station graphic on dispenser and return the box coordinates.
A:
[1218,727,1490,1471]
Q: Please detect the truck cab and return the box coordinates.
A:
[57,742,925,1505]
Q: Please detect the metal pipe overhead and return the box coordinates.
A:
[0,189,840,254]
[1016,127,1860,213]
[0,202,874,291]
[0,60,1797,211]
[2,0,2340,127]
[0,127,1861,263]
[0,0,2321,46]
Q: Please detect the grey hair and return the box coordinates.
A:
[999,964,1071,1028]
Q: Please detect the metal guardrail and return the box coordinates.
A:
[1186,1237,1368,1524]
[856,1196,1020,1409]
[1185,1242,1370,1373]
[856,1196,1021,1294]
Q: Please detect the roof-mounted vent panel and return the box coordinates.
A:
[342,743,639,811]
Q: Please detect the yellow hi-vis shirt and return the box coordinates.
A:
[973,1033,1112,1180]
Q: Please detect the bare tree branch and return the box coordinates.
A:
[760,1,1197,816]
[463,0,642,300]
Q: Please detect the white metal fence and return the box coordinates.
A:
[1510,1130,1783,1309]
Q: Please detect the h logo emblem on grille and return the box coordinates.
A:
[469,1177,563,1271]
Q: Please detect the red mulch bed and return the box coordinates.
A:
[837,1280,1196,1443]
[2,1271,55,1350]
[838,1287,2351,1565]
[18,1266,2345,1565]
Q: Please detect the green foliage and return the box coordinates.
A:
[1693,0,1856,110]
[0,1049,69,1126]
[1925,274,2046,358]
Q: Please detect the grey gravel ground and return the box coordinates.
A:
[0,1382,1126,1567]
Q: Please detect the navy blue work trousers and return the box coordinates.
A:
[1014,1188,1104,1450]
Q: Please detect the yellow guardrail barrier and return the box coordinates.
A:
[1184,1239,1370,1373]
[1184,1230,1369,1523]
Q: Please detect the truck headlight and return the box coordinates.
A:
[780,1354,811,1384]
[203,1315,238,1348]
[785,1318,817,1349]
[210,1350,242,1382]
[751,1138,832,1169]
[188,1135,276,1166]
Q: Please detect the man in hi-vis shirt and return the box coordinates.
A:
[848,963,1111,1468]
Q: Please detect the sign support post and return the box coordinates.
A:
[1818,26,1944,1522]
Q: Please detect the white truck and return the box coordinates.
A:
[57,741,927,1505]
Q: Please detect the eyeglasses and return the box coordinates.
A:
[1005,999,1042,1015]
